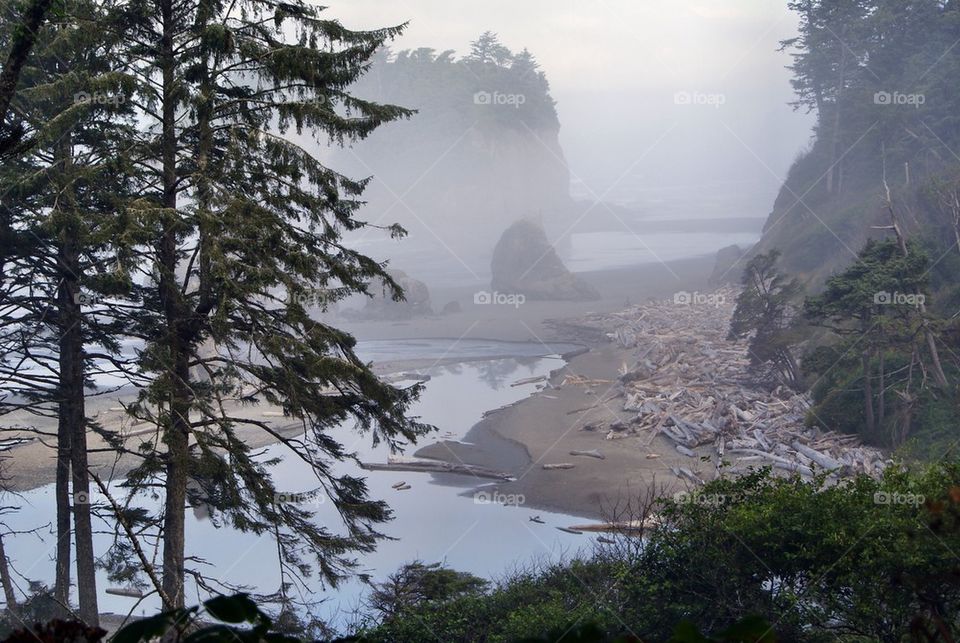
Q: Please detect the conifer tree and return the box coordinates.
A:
[728,251,805,390]
[805,239,933,440]
[108,0,430,609]
[467,31,511,68]
[0,0,135,622]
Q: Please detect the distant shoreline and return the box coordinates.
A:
[342,255,715,343]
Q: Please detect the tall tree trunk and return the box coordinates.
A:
[877,350,885,430]
[54,426,71,611]
[58,223,98,624]
[862,350,876,437]
[158,0,188,609]
[0,533,19,617]
[160,359,190,611]
[804,2,827,135]
[826,35,847,195]
[52,138,72,616]
[948,187,960,255]
[53,128,99,624]
[159,19,219,612]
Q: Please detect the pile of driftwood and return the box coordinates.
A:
[571,288,888,481]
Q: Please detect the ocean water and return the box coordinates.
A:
[2,340,593,627]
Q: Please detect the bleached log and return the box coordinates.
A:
[511,375,547,387]
[556,526,584,535]
[661,426,696,448]
[106,587,144,598]
[752,428,770,451]
[792,441,844,472]
[570,449,605,460]
[772,461,815,477]
[727,448,798,469]
[698,421,719,434]
[568,518,659,533]
[678,467,704,485]
[361,458,513,480]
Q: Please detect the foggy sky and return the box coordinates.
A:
[328,0,816,219]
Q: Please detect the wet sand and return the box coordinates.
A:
[415,343,696,519]
[0,394,314,492]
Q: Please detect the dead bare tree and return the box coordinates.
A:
[877,145,949,389]
[932,177,960,257]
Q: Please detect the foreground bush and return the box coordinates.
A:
[4,462,959,641]
[359,462,960,641]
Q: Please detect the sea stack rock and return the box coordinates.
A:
[709,244,745,286]
[354,269,432,320]
[490,219,600,301]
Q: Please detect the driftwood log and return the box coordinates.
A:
[360,456,513,481]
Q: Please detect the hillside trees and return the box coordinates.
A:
[367,561,488,622]
[804,239,940,443]
[760,1,960,282]
[353,34,559,136]
[782,0,872,195]
[361,463,960,642]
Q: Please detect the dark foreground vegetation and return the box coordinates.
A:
[3,461,958,641]
[354,462,960,642]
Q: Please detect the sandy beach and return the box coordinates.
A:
[414,341,696,519]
